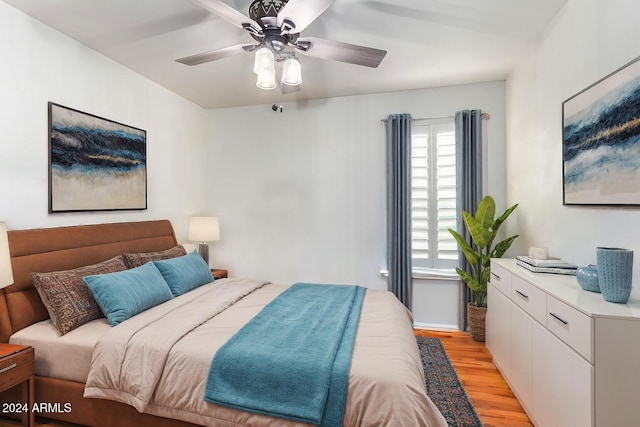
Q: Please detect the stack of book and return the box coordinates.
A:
[515,255,578,275]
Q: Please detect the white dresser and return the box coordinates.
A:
[487,258,640,427]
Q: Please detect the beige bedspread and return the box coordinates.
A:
[84,278,447,427]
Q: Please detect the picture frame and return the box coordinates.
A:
[48,102,147,212]
[562,56,640,206]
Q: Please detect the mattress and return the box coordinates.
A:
[9,317,111,383]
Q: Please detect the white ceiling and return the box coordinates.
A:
[3,0,567,110]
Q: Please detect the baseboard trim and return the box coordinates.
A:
[413,322,460,331]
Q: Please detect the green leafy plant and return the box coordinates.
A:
[448,195,519,307]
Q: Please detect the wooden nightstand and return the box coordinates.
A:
[211,269,228,279]
[0,344,35,427]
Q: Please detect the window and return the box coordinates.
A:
[411,119,458,270]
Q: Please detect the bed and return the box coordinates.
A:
[0,220,446,427]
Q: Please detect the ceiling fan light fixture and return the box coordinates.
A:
[253,47,274,74]
[177,0,388,94]
[282,57,302,86]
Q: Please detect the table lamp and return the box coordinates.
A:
[188,217,220,266]
[0,222,14,289]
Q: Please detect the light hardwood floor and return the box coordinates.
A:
[1,330,531,427]
[415,329,533,427]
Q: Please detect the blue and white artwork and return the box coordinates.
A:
[49,103,147,212]
[563,57,640,205]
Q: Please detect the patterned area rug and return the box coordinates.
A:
[417,336,484,427]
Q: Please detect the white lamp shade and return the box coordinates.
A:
[0,222,14,289]
[282,57,302,86]
[188,217,220,242]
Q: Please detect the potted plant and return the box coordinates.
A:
[448,195,519,341]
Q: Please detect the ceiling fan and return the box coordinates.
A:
[176,0,387,93]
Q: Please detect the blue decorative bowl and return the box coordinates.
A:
[576,265,600,293]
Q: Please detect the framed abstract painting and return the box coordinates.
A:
[562,56,640,206]
[48,102,147,212]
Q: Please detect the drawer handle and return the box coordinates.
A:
[515,289,529,299]
[0,362,17,374]
[550,312,568,325]
[491,272,500,280]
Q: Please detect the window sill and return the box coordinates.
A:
[379,268,460,281]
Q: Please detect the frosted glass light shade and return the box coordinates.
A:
[254,47,276,90]
[0,222,14,289]
[256,67,277,90]
[188,217,220,242]
[253,47,274,74]
[282,57,302,86]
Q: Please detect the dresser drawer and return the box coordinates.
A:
[511,275,546,325]
[490,261,512,296]
[0,347,34,392]
[546,296,593,362]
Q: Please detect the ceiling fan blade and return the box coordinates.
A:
[176,44,251,66]
[297,37,387,68]
[277,0,335,33]
[190,0,257,31]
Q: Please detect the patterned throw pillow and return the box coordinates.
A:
[32,256,128,335]
[122,245,187,269]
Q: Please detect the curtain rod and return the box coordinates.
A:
[380,112,491,122]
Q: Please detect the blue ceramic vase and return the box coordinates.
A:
[596,247,633,303]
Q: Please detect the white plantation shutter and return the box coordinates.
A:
[411,120,458,269]
[411,133,429,262]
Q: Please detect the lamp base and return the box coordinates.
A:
[198,242,209,266]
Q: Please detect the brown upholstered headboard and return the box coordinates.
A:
[0,220,179,342]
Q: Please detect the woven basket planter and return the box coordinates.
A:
[467,303,487,342]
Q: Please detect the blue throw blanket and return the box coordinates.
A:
[204,283,366,426]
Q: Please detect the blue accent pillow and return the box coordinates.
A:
[83,262,173,326]
[153,251,214,297]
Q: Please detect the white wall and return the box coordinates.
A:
[506,0,640,299]
[0,2,209,241]
[206,82,506,328]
